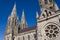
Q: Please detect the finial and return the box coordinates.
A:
[21,9,25,23]
[22,9,24,17]
[20,9,28,29]
[11,3,16,17]
[36,11,39,18]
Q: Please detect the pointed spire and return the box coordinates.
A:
[21,9,25,23]
[36,11,39,18]
[20,9,28,29]
[11,3,16,17]
[22,9,25,18]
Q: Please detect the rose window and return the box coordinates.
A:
[45,25,59,38]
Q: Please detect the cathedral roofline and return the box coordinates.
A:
[18,26,37,33]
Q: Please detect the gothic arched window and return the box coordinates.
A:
[49,11,52,15]
[49,0,53,4]
[45,10,49,17]
[42,14,45,18]
[15,19,17,26]
[28,35,30,40]
[50,6,53,9]
[44,0,48,4]
[34,34,37,40]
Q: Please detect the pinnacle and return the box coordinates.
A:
[36,11,39,18]
[11,3,16,17]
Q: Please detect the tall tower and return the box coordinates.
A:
[20,10,28,30]
[38,0,59,19]
[37,0,60,40]
[4,3,18,40]
[39,0,59,11]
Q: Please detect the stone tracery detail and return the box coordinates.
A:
[45,25,59,38]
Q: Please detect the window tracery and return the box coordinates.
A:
[45,25,59,38]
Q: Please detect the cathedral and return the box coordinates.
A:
[4,0,60,40]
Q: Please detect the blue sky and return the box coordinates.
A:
[0,0,60,40]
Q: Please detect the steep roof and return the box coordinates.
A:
[18,26,37,33]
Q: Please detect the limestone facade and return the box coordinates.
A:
[4,0,60,40]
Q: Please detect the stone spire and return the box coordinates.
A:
[20,10,28,30]
[21,10,25,23]
[36,11,39,18]
[11,3,16,17]
[5,3,18,36]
